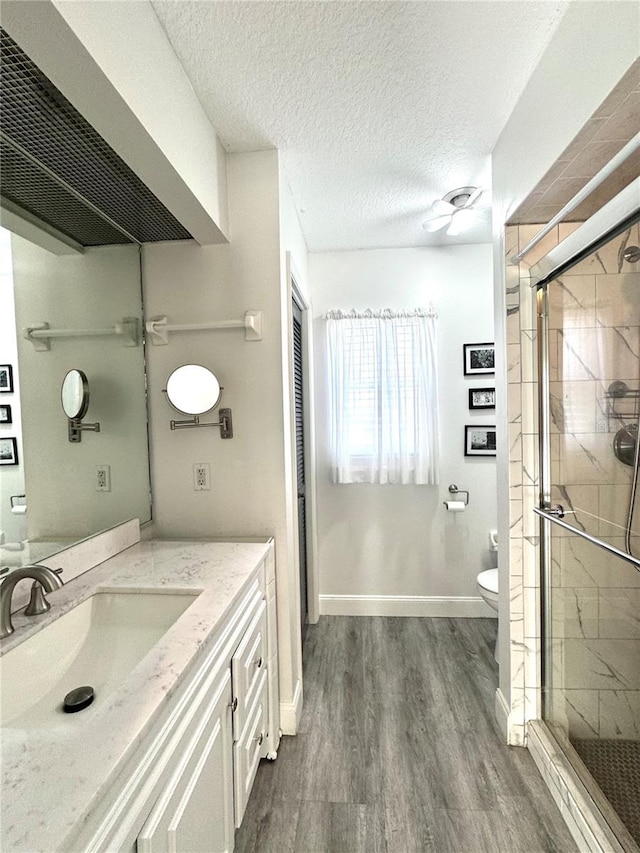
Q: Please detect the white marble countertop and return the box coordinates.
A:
[0,538,271,853]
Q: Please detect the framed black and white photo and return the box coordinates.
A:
[0,404,12,424]
[0,364,14,393]
[469,387,495,410]
[0,437,18,465]
[463,343,495,375]
[465,425,496,457]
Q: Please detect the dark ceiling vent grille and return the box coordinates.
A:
[1,141,134,246]
[0,28,193,246]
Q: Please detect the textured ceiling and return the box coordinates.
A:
[151,1,570,251]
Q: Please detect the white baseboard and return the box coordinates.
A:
[319,594,495,618]
[494,688,510,740]
[279,678,302,736]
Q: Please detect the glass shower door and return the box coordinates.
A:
[539,221,640,849]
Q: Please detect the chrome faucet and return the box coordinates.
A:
[0,565,64,639]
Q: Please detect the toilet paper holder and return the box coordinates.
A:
[444,484,469,506]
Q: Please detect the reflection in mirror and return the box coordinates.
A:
[61,369,101,443]
[0,229,151,569]
[61,369,89,419]
[166,364,221,415]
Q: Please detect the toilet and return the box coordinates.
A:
[477,568,498,612]
[477,568,499,662]
[477,529,499,661]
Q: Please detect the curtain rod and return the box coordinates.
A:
[325,307,437,320]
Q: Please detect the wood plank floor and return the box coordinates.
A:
[235,616,579,853]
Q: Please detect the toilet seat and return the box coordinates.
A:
[477,568,498,595]
[477,568,499,613]
[477,568,499,661]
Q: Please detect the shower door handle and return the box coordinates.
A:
[544,504,565,519]
[533,506,640,574]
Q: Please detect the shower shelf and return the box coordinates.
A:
[603,381,639,427]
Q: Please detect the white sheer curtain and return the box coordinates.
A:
[326,307,439,484]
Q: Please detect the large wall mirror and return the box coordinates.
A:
[0,21,198,570]
[0,228,151,568]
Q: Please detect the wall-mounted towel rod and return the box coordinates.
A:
[145,311,263,345]
[23,317,139,351]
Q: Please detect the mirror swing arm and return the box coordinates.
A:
[170,409,233,438]
[68,416,101,444]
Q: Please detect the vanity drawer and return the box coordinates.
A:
[231,598,267,739]
[233,670,268,828]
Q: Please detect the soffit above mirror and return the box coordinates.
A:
[0,28,193,247]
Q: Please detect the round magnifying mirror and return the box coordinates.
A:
[61,369,90,419]
[166,364,221,416]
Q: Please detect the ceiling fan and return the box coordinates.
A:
[423,186,483,236]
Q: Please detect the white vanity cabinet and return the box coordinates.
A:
[62,542,279,853]
[230,596,269,827]
[137,670,235,853]
[136,590,271,849]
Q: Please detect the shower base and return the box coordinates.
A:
[572,738,640,848]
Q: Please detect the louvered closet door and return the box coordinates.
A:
[292,297,308,643]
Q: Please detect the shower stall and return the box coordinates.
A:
[534,209,640,850]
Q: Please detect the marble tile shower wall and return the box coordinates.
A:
[504,222,640,747]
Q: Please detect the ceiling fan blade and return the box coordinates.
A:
[446,212,464,236]
[447,208,476,236]
[432,199,457,216]
[463,187,483,208]
[423,214,451,232]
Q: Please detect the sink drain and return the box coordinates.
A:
[63,685,95,713]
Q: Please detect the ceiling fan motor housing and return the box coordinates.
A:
[443,186,477,208]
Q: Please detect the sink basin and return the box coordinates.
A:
[0,590,199,727]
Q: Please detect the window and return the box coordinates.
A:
[326,307,439,484]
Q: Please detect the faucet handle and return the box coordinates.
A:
[24,568,63,617]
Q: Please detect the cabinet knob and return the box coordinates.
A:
[229,697,238,712]
[254,732,264,746]
[254,656,263,669]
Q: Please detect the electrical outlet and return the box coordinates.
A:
[193,463,211,491]
[96,464,111,492]
[596,419,609,433]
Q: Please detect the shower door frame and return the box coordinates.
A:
[533,206,640,714]
[530,189,640,851]
[534,282,640,721]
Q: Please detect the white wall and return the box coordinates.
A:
[310,245,497,615]
[280,178,309,298]
[1,0,229,245]
[491,1,639,710]
[144,150,303,732]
